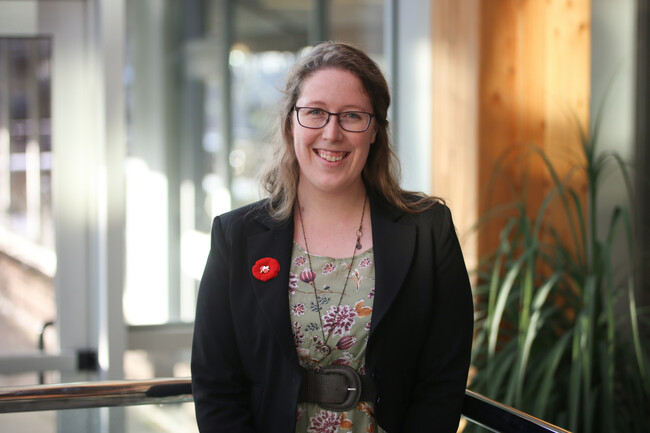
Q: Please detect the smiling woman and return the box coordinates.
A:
[191,42,474,433]
[292,68,376,202]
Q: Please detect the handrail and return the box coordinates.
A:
[0,378,192,413]
[463,390,570,433]
[0,378,570,433]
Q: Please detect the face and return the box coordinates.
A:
[292,67,377,197]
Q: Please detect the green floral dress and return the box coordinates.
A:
[290,242,386,433]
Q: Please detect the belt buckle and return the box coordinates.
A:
[317,365,362,412]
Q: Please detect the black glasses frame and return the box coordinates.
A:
[294,106,375,133]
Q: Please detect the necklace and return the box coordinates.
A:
[297,194,368,358]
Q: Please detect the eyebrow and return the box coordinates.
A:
[297,101,372,112]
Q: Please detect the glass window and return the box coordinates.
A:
[0,37,57,388]
[123,0,387,326]
[228,2,310,210]
[0,37,53,248]
[330,0,385,55]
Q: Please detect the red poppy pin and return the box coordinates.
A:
[252,257,280,282]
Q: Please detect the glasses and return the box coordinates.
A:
[294,106,374,133]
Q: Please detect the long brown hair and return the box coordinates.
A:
[259,41,438,220]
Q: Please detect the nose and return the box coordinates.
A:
[321,115,344,141]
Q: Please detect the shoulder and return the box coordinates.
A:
[217,199,268,224]
[210,199,276,236]
[373,192,451,225]
[213,198,294,234]
[382,195,459,245]
[403,201,453,232]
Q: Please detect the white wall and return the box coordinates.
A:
[591,0,636,240]
[392,0,432,194]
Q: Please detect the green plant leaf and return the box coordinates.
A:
[471,79,650,431]
[514,269,560,404]
[488,249,530,357]
[533,331,573,418]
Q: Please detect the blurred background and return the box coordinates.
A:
[0,0,647,432]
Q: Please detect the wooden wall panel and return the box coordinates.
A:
[476,0,591,258]
[431,0,480,272]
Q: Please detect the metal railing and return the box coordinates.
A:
[462,390,570,433]
[0,378,569,433]
[0,378,192,413]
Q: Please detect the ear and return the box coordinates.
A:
[370,125,377,144]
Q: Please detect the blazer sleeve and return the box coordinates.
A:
[191,216,256,433]
[402,205,474,432]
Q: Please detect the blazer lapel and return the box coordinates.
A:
[246,214,298,366]
[242,198,416,362]
[369,197,416,336]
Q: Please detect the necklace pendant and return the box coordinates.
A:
[317,344,331,356]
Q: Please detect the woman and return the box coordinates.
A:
[191,42,474,433]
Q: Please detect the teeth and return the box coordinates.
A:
[317,150,347,162]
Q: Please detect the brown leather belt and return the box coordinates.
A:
[298,365,376,411]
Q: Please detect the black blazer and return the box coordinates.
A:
[191,194,474,433]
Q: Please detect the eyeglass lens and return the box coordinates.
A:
[296,107,371,132]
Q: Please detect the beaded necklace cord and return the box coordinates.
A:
[296,194,368,358]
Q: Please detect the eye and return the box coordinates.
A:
[305,108,325,116]
[341,112,363,120]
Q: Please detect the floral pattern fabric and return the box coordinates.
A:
[290,242,386,433]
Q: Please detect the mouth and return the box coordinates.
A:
[314,149,349,163]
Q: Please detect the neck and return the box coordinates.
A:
[294,179,372,258]
[296,181,367,217]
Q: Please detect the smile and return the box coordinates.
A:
[315,149,349,162]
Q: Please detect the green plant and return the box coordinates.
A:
[469,105,650,432]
